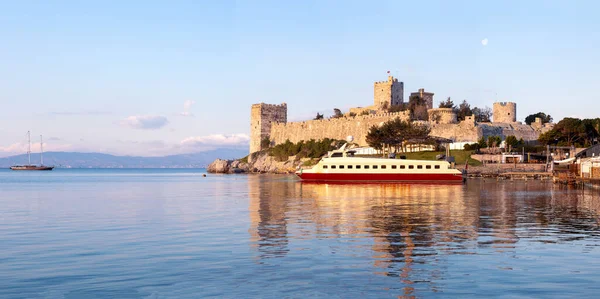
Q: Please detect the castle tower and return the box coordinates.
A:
[374,76,404,110]
[410,88,434,110]
[250,103,287,154]
[427,108,457,124]
[493,102,517,123]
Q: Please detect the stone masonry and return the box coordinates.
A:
[249,77,553,154]
[411,88,434,110]
[374,76,404,109]
[250,103,287,154]
[493,102,517,123]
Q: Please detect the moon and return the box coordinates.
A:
[481,38,489,46]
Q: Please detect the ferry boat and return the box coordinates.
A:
[295,144,464,183]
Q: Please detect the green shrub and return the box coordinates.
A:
[268,138,346,161]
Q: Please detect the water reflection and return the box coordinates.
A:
[249,177,600,296]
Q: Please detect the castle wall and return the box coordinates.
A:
[493,102,517,123]
[270,111,411,146]
[430,118,479,142]
[250,103,287,154]
[428,108,457,124]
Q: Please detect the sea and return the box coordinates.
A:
[2,168,600,298]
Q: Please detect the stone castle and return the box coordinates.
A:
[249,76,553,154]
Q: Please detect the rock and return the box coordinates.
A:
[207,159,231,173]
[208,151,310,174]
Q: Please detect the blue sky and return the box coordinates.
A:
[1,0,598,157]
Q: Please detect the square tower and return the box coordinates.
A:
[250,103,287,154]
[374,76,404,110]
[410,88,434,110]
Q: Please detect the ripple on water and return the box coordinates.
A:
[2,171,600,298]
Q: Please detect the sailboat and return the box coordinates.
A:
[10,131,54,171]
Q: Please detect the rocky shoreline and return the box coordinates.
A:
[207,151,312,174]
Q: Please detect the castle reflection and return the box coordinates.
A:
[248,176,600,295]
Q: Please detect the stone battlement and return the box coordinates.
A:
[252,102,287,109]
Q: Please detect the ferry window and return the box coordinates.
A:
[391,165,397,169]
[331,153,343,157]
[381,165,386,169]
[339,165,345,169]
[348,165,353,169]
[356,165,361,169]
[426,165,431,169]
[434,165,440,169]
[400,165,405,169]
[373,165,378,169]
[364,165,370,169]
[323,165,328,169]
[408,165,414,169]
[331,165,337,169]
[417,165,423,169]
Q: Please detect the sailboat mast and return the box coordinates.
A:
[40,135,44,166]
[27,131,31,165]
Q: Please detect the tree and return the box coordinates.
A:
[314,113,324,120]
[537,117,598,146]
[359,110,371,116]
[332,108,343,118]
[456,100,472,121]
[439,97,455,109]
[472,106,492,123]
[366,118,431,154]
[504,135,524,152]
[261,136,271,149]
[524,112,553,125]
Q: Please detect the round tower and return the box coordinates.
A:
[427,108,457,124]
[493,102,516,123]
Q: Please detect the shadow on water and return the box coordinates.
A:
[248,176,600,297]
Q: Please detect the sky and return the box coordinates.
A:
[1,0,599,157]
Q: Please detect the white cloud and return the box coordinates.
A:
[181,134,250,147]
[481,38,488,46]
[121,115,169,130]
[180,100,196,117]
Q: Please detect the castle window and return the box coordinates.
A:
[426,165,432,169]
[434,165,440,169]
[391,165,397,169]
[356,165,361,169]
[417,165,423,169]
[400,165,405,169]
[323,165,328,169]
[348,165,353,169]
[373,165,378,169]
[331,165,337,169]
[364,165,370,169]
[408,165,414,169]
[381,165,386,169]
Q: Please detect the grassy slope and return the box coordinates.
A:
[360,150,482,166]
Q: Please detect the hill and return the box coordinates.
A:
[0,148,247,168]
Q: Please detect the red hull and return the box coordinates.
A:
[297,172,464,183]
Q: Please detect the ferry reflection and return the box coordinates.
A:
[248,178,600,296]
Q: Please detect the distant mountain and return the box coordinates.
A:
[0,148,248,168]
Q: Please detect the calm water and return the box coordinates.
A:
[2,169,600,298]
